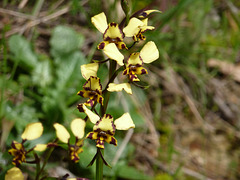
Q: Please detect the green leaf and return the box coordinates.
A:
[116,164,151,180]
[5,103,39,134]
[50,25,84,57]
[32,58,53,88]
[55,52,85,90]
[42,90,65,124]
[8,35,38,70]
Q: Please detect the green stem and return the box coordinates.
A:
[35,146,55,180]
[100,60,117,116]
[96,148,104,180]
[0,26,8,119]
[33,153,41,180]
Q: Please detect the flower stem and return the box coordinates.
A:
[96,148,104,180]
[35,146,55,180]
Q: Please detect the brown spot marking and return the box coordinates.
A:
[98,42,105,49]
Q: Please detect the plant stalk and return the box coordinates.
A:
[96,148,104,180]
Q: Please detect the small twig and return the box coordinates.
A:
[112,128,134,166]
[4,6,70,37]
[0,7,35,20]
[141,148,213,180]
[18,0,29,9]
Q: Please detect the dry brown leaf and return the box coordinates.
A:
[207,58,240,82]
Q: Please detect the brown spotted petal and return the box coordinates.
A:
[77,76,103,106]
[8,141,26,166]
[69,139,84,163]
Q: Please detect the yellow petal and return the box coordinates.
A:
[81,104,100,124]
[34,144,47,152]
[104,22,123,39]
[70,118,86,138]
[127,52,142,65]
[141,19,155,31]
[140,25,155,32]
[21,122,43,140]
[138,10,161,18]
[81,63,99,80]
[114,113,135,130]
[140,41,159,63]
[91,12,108,33]
[141,18,149,26]
[103,43,124,66]
[94,114,114,133]
[53,123,70,143]
[89,76,102,91]
[107,83,132,94]
[5,167,24,180]
[123,17,144,37]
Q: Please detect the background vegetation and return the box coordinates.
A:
[1,0,240,179]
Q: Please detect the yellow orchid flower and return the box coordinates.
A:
[80,104,135,149]
[123,10,161,42]
[123,41,159,81]
[8,141,26,166]
[8,122,44,166]
[53,118,86,163]
[77,76,104,107]
[91,12,127,50]
[123,17,154,42]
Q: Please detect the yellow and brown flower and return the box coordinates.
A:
[81,104,135,149]
[8,141,26,166]
[8,122,44,166]
[77,76,103,107]
[91,12,127,50]
[123,41,159,81]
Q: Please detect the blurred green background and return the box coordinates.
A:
[1,0,240,179]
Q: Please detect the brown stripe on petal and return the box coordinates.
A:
[110,137,117,146]
[133,35,138,42]
[83,78,91,87]
[110,121,116,134]
[85,99,94,107]
[77,91,84,97]
[123,69,128,75]
[77,104,84,112]
[98,42,105,49]
[47,142,58,147]
[110,22,117,27]
[98,96,103,105]
[141,68,147,74]
[139,12,147,18]
[96,139,105,149]
[105,114,113,119]
[130,74,138,81]
[86,132,94,139]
